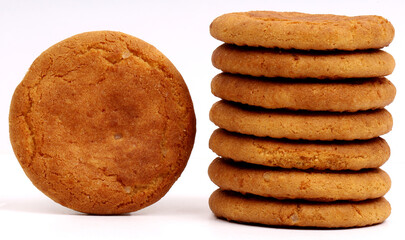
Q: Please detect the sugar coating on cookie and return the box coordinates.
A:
[209,189,391,228]
[209,129,390,170]
[210,11,395,50]
[209,158,391,201]
[209,100,393,141]
[9,31,196,214]
[211,73,396,112]
[212,44,395,79]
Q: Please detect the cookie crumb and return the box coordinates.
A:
[124,186,132,193]
[262,172,272,181]
[290,213,299,223]
[122,51,131,59]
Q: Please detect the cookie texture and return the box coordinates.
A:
[210,11,395,50]
[209,158,391,201]
[212,44,395,79]
[209,100,393,141]
[209,129,390,170]
[209,189,391,228]
[211,73,396,112]
[9,31,196,214]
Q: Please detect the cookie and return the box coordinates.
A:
[9,31,196,214]
[211,73,396,112]
[212,44,395,79]
[210,11,395,50]
[209,189,391,228]
[209,129,390,170]
[209,100,393,141]
[208,158,391,201]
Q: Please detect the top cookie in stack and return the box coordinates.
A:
[210,11,394,51]
[208,11,395,228]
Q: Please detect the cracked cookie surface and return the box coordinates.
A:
[9,31,196,214]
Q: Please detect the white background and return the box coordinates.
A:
[1,0,404,239]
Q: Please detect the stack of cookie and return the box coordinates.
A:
[208,11,395,228]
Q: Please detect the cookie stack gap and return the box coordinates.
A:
[208,11,395,228]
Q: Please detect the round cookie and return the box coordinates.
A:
[209,129,390,170]
[209,189,391,228]
[209,100,393,141]
[9,31,196,214]
[211,73,396,112]
[210,11,395,50]
[212,44,395,79]
[208,158,391,201]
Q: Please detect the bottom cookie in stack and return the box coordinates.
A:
[209,189,391,228]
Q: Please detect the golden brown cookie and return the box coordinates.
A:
[210,11,395,50]
[208,158,391,201]
[209,189,391,228]
[212,44,395,79]
[9,31,196,214]
[209,100,393,141]
[209,129,390,170]
[211,73,396,112]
